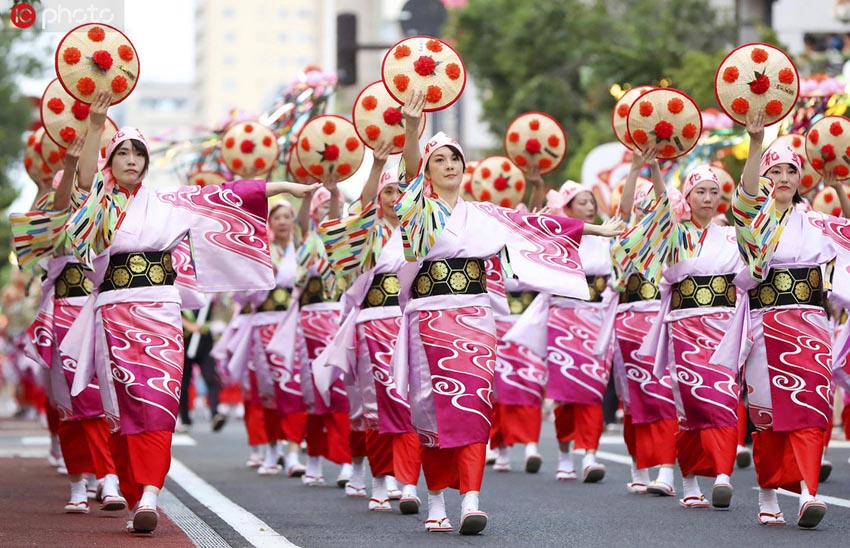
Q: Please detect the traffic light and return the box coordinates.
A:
[337,13,357,86]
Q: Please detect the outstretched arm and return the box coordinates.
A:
[295,187,314,237]
[583,216,624,237]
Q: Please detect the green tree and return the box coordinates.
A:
[448,0,736,181]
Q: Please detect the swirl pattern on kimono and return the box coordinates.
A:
[28,308,54,367]
[171,238,198,291]
[259,323,302,399]
[300,308,346,400]
[616,309,676,407]
[419,307,496,426]
[101,302,184,422]
[158,186,271,267]
[364,317,410,412]
[547,306,609,400]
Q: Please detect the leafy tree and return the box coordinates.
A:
[447,0,736,181]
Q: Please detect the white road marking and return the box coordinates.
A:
[594,450,633,465]
[168,457,298,548]
[773,488,850,509]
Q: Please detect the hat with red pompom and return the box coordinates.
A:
[221,120,279,179]
[352,80,425,153]
[381,36,466,112]
[626,88,702,160]
[296,115,364,183]
[804,115,850,181]
[611,86,654,150]
[503,112,567,174]
[470,156,526,208]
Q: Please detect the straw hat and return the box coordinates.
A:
[295,115,364,182]
[771,134,819,194]
[805,115,850,181]
[714,43,799,126]
[24,128,55,185]
[710,163,736,214]
[611,86,654,150]
[609,175,651,216]
[381,36,466,112]
[811,185,850,216]
[39,130,66,173]
[626,88,702,160]
[188,171,228,187]
[352,80,425,153]
[40,78,119,154]
[503,112,567,174]
[460,160,479,201]
[55,23,139,105]
[470,156,526,208]
[220,121,279,179]
[287,145,312,184]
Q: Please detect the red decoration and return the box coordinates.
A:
[310,164,324,176]
[508,132,520,143]
[654,121,674,140]
[87,26,106,42]
[118,44,134,62]
[632,130,648,145]
[361,95,378,111]
[525,138,542,154]
[240,140,255,154]
[71,101,89,120]
[515,180,525,192]
[514,155,527,167]
[548,135,560,147]
[365,125,381,141]
[660,144,677,157]
[262,136,273,147]
[345,137,360,151]
[393,74,410,92]
[383,107,402,126]
[445,63,461,80]
[493,176,508,191]
[337,163,352,176]
[426,39,443,53]
[393,45,411,60]
[529,119,540,131]
[809,129,819,145]
[821,144,836,162]
[830,122,844,136]
[682,123,697,140]
[835,165,849,177]
[811,157,824,169]
[92,50,113,71]
[501,161,511,171]
[224,137,235,148]
[254,157,266,170]
[539,158,552,169]
[638,101,654,117]
[111,76,127,94]
[616,104,629,118]
[76,77,96,96]
[63,47,81,65]
[47,98,65,115]
[244,124,254,133]
[792,136,803,148]
[24,157,32,169]
[301,138,311,151]
[425,85,442,104]
[731,97,749,115]
[667,98,684,114]
[748,74,770,95]
[323,144,340,161]
[778,68,795,85]
[480,189,491,201]
[751,47,769,63]
[393,134,406,148]
[481,167,491,178]
[413,56,436,76]
[500,198,512,207]
[764,100,783,117]
[722,66,739,83]
[322,121,336,135]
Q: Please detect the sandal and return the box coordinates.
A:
[556,469,577,481]
[302,474,325,487]
[64,500,90,514]
[368,498,391,512]
[711,483,733,509]
[459,510,488,535]
[525,454,542,474]
[646,480,675,496]
[582,463,606,483]
[257,464,282,476]
[627,482,647,494]
[399,495,420,515]
[101,493,128,512]
[679,495,710,509]
[797,500,827,529]
[425,517,453,532]
[286,463,306,478]
[345,483,367,497]
[757,511,786,526]
[132,505,159,533]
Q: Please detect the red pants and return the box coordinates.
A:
[45,404,60,435]
[420,443,485,494]
[57,417,116,477]
[843,405,850,440]
[305,412,351,464]
[623,414,677,469]
[676,426,736,477]
[109,431,172,509]
[350,429,367,459]
[243,401,281,446]
[753,427,824,495]
[737,400,748,446]
[364,430,421,485]
[554,403,603,450]
[490,403,541,447]
[279,412,306,444]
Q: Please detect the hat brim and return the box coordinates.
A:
[471,155,526,208]
[611,86,655,150]
[352,80,425,154]
[25,128,55,185]
[295,115,364,183]
[503,112,567,175]
[381,36,466,112]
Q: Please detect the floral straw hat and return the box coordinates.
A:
[188,171,227,187]
[811,184,850,216]
[609,175,651,216]
[503,112,567,174]
[711,163,736,214]
[25,128,55,185]
[287,144,312,184]
[55,23,139,105]
[381,36,466,112]
[460,160,479,201]
[40,79,119,156]
[714,43,799,126]
[471,156,526,208]
[805,115,850,181]
[220,121,279,179]
[771,134,819,194]
[353,80,426,153]
[295,115,365,182]
[611,86,654,150]
[626,88,702,160]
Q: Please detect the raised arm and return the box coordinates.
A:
[323,177,342,221]
[526,164,546,212]
[296,187,314,237]
[401,90,426,182]
[52,136,84,211]
[360,141,394,207]
[618,152,643,223]
[824,170,850,218]
[77,91,112,192]
[741,109,766,197]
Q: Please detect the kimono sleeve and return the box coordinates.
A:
[9,209,69,271]
[318,197,380,276]
[610,192,675,285]
[731,177,788,282]
[394,173,451,261]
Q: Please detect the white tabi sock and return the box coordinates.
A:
[261,442,280,468]
[758,488,781,514]
[631,464,650,485]
[682,475,702,499]
[84,474,98,495]
[102,473,120,498]
[427,492,447,521]
[285,451,301,468]
[338,462,353,480]
[656,466,674,486]
[139,491,157,509]
[525,442,539,457]
[306,456,322,478]
[558,451,575,472]
[581,452,597,469]
[386,475,399,492]
[402,483,417,497]
[350,460,366,488]
[714,473,731,485]
[495,447,510,465]
[69,479,87,503]
[461,492,480,514]
[371,476,388,501]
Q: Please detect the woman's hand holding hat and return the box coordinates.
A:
[745,108,765,142]
[89,90,113,128]
[402,89,426,131]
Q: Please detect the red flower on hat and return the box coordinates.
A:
[383,107,402,126]
[111,76,128,94]
[654,121,674,140]
[244,124,254,133]
[481,167,491,178]
[27,134,35,146]
[361,95,378,111]
[802,174,813,187]
[821,144,837,162]
[667,98,684,114]
[426,39,443,53]
[393,134,406,148]
[624,132,633,144]
[393,44,411,60]
[254,158,266,170]
[76,77,96,96]
[225,137,235,148]
[811,157,824,169]
[638,102,654,117]
[337,163,352,176]
[515,180,525,192]
[393,74,410,92]
[413,56,436,76]
[500,198,513,207]
[494,176,508,191]
[47,98,65,115]
[232,158,243,169]
[835,165,850,178]
[548,135,560,148]
[295,166,309,178]
[748,73,770,95]
[501,161,511,171]
[92,50,113,71]
[660,144,677,157]
[722,66,739,83]
[765,100,783,117]
[463,180,473,194]
[731,97,749,115]
[508,132,520,143]
[345,137,359,151]
[425,85,442,103]
[525,138,542,154]
[34,141,42,153]
[514,155,527,167]
[722,181,734,193]
[322,120,336,135]
[24,156,32,169]
[322,144,340,162]
[539,158,553,169]
[118,45,134,62]
[59,126,76,143]
[48,150,64,164]
[831,122,844,136]
[240,140,255,154]
[778,68,795,85]
[479,189,492,201]
[63,47,81,65]
[809,129,819,145]
[445,63,461,80]
[792,136,803,148]
[529,119,540,131]
[365,125,381,141]
[682,123,697,140]
[71,100,89,120]
[616,103,629,118]
[846,145,850,157]
[751,47,769,63]
[632,130,648,145]
[310,164,324,176]
[87,26,106,42]
[263,136,273,147]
